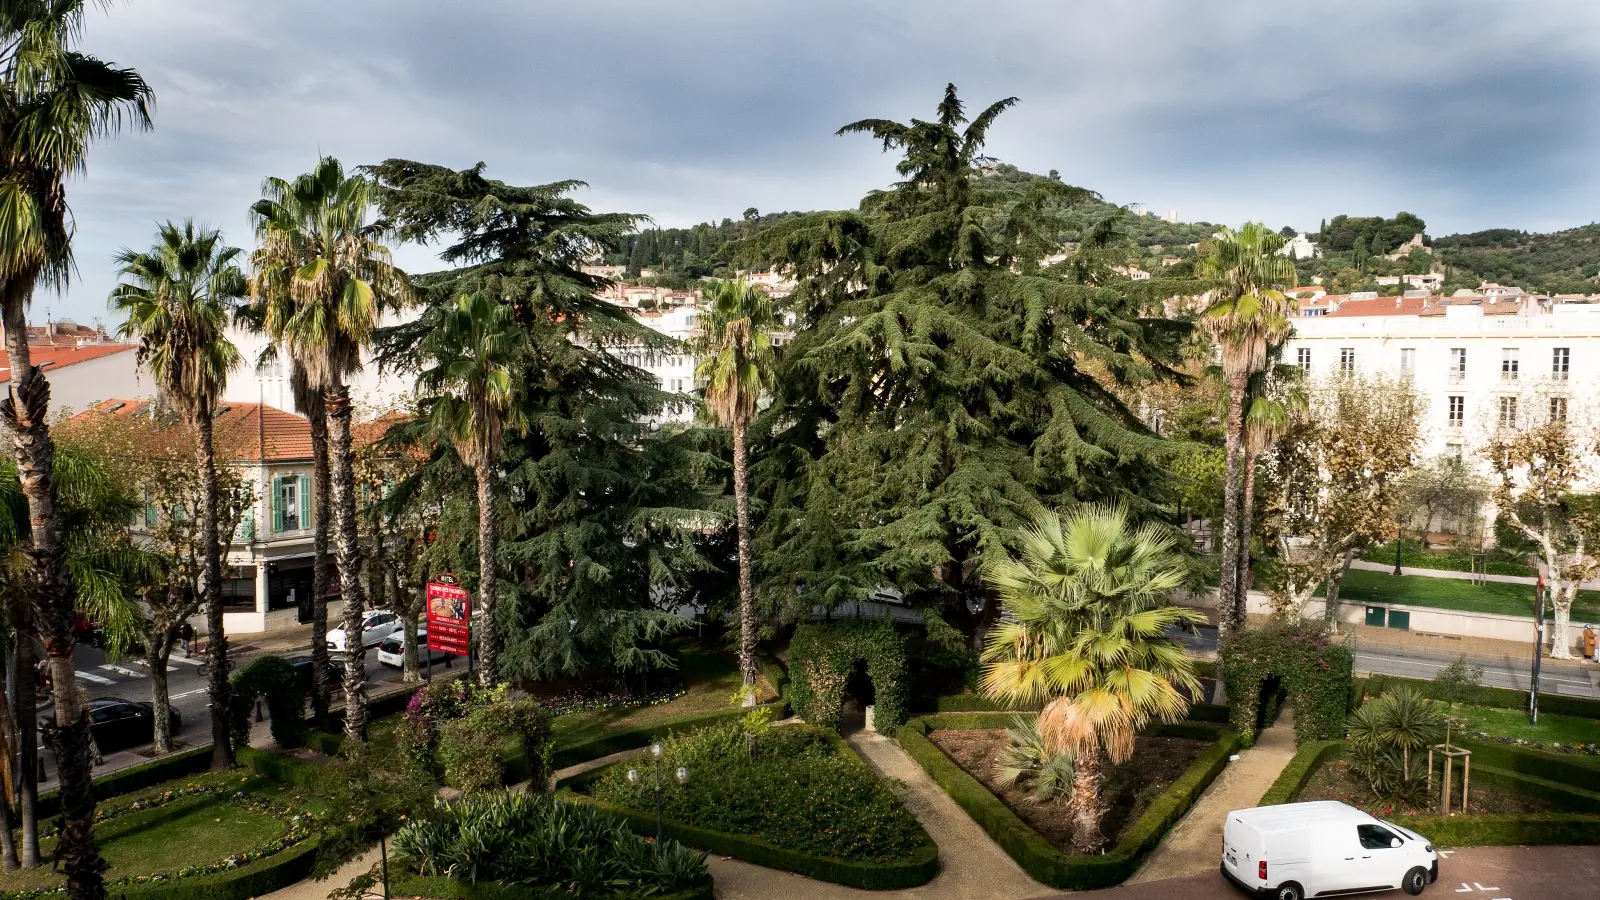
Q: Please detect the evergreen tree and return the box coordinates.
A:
[744,85,1194,638]
[369,161,721,679]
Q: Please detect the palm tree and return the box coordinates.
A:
[110,220,246,770]
[1232,356,1305,613]
[289,361,333,727]
[0,0,152,883]
[1196,224,1295,650]
[416,292,525,685]
[250,157,406,740]
[690,278,776,702]
[980,504,1204,853]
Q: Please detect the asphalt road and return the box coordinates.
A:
[1059,845,1600,900]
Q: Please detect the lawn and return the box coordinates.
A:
[550,645,775,748]
[1334,569,1600,621]
[1444,703,1600,747]
[0,770,316,893]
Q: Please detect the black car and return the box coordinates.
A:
[45,697,181,753]
[284,655,345,696]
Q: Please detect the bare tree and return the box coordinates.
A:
[1397,455,1489,548]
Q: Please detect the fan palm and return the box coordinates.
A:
[289,360,333,726]
[980,504,1203,852]
[1197,224,1296,648]
[250,156,407,740]
[690,278,776,702]
[110,220,245,769]
[416,292,525,685]
[0,0,152,881]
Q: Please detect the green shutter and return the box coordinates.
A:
[300,475,311,528]
[271,476,284,533]
[239,509,254,543]
[143,490,158,529]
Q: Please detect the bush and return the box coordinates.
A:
[229,656,305,749]
[438,715,506,794]
[1260,740,1344,806]
[788,620,909,733]
[1345,686,1444,804]
[1221,619,1352,744]
[550,699,788,769]
[386,874,713,900]
[392,791,707,895]
[993,715,1074,804]
[390,681,551,790]
[1432,655,1490,707]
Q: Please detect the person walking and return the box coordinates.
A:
[180,621,195,658]
[1583,624,1597,663]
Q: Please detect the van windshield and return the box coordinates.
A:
[1356,824,1400,850]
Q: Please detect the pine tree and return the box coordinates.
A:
[745,85,1194,638]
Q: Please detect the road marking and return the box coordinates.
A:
[1475,885,1500,892]
[1439,851,1454,858]
[170,688,207,700]
[168,656,203,666]
[98,665,144,678]
[74,671,113,684]
[130,660,179,672]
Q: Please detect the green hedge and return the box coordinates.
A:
[24,744,215,823]
[1357,672,1600,719]
[898,715,1244,890]
[387,873,713,900]
[235,745,322,788]
[1393,813,1600,847]
[917,693,1230,723]
[757,652,789,700]
[102,836,324,900]
[551,699,788,769]
[1259,740,1345,806]
[1458,738,1600,791]
[789,620,910,733]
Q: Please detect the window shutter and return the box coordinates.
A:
[300,475,312,528]
[271,476,284,533]
[143,490,158,529]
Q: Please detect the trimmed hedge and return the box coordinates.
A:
[1458,738,1600,791]
[388,874,713,900]
[1259,740,1344,806]
[1356,672,1600,720]
[898,715,1244,890]
[789,620,910,733]
[917,694,1231,724]
[1391,813,1600,847]
[757,652,789,700]
[235,745,321,788]
[102,835,324,900]
[550,699,788,770]
[24,744,214,823]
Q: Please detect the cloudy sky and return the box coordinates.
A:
[49,0,1600,324]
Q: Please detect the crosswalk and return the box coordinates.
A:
[72,654,205,687]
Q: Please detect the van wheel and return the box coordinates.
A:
[1274,884,1304,900]
[1403,867,1429,895]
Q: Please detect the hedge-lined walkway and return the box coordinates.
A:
[708,730,1049,900]
[1127,708,1298,884]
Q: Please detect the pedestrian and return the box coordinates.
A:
[180,621,195,658]
[1584,624,1597,663]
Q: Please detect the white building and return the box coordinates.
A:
[1282,295,1600,466]
[221,317,415,418]
[1279,232,1319,260]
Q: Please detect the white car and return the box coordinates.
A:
[326,609,401,653]
[1223,801,1438,900]
[377,625,454,668]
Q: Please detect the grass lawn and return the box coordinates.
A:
[0,770,313,892]
[1335,568,1600,621]
[1444,703,1600,747]
[551,644,775,748]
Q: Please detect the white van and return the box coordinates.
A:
[1222,801,1438,899]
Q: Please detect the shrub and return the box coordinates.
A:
[1345,686,1445,804]
[1220,618,1352,744]
[993,715,1074,804]
[437,715,505,795]
[393,681,551,790]
[392,791,707,894]
[229,656,305,749]
[1432,655,1489,707]
[788,620,909,733]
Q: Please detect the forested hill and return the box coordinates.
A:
[607,164,1599,295]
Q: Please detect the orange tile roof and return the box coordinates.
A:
[72,399,314,462]
[1326,296,1428,318]
[0,344,135,383]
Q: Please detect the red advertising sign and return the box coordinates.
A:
[426,578,471,656]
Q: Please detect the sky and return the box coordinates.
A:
[46,0,1600,325]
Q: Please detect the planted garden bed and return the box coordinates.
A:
[928,726,1209,851]
[1298,757,1565,817]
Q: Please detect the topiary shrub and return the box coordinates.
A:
[229,655,306,749]
[788,620,909,733]
[397,681,553,791]
[1220,618,1352,745]
[438,712,505,794]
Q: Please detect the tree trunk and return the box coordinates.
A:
[327,386,368,742]
[1236,446,1259,620]
[309,416,332,730]
[0,683,20,870]
[1068,743,1106,854]
[194,413,232,771]
[145,621,178,755]
[474,457,498,687]
[2,291,108,887]
[12,615,37,867]
[1551,581,1574,660]
[1212,373,1248,705]
[1324,549,1355,628]
[733,420,757,705]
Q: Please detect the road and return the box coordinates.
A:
[1060,845,1600,900]
[1169,624,1600,699]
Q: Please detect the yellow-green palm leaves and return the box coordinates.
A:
[417,291,526,470]
[691,277,777,429]
[980,504,1203,762]
[1198,223,1297,381]
[109,220,245,419]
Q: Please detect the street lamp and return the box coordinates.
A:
[626,741,688,853]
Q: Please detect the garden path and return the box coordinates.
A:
[1126,707,1298,884]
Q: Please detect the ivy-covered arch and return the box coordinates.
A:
[229,655,306,749]
[788,619,909,733]
[1219,619,1353,746]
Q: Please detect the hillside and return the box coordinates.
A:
[1432,224,1600,294]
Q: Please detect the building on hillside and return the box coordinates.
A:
[68,400,402,633]
[1384,233,1431,260]
[1282,293,1600,473]
[581,264,627,281]
[1404,273,1444,292]
[1279,232,1319,260]
[1111,266,1150,281]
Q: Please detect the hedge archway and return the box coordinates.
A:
[788,620,908,733]
[230,655,305,749]
[1219,619,1352,746]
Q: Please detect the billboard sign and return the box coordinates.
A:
[425,577,471,656]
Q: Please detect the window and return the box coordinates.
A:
[259,357,284,378]
[1296,347,1311,374]
[1499,396,1519,429]
[1550,396,1568,422]
[1357,824,1401,851]
[1501,348,1519,381]
[1553,347,1570,379]
[272,474,311,532]
[143,490,158,529]
[1339,347,1355,374]
[1448,395,1465,427]
[1399,347,1416,378]
[1446,442,1463,461]
[1450,347,1466,378]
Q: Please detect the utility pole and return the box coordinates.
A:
[1530,571,1546,725]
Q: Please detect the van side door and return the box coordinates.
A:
[1354,823,1406,889]
[1310,824,1366,894]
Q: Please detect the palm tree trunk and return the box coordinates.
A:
[11,611,37,867]
[733,419,757,705]
[475,457,498,687]
[327,385,368,741]
[2,293,108,895]
[195,412,232,771]
[1068,743,1106,854]
[1212,373,1248,706]
[1236,446,1259,619]
[0,686,20,869]
[309,416,332,730]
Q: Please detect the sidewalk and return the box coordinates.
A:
[1347,622,1599,677]
[1127,708,1298,884]
[1349,558,1600,590]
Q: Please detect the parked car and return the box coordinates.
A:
[326,609,401,653]
[45,697,181,753]
[377,625,457,668]
[1222,801,1438,899]
[283,655,345,696]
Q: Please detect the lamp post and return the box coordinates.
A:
[1392,533,1404,577]
[1530,572,1546,726]
[626,741,689,853]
